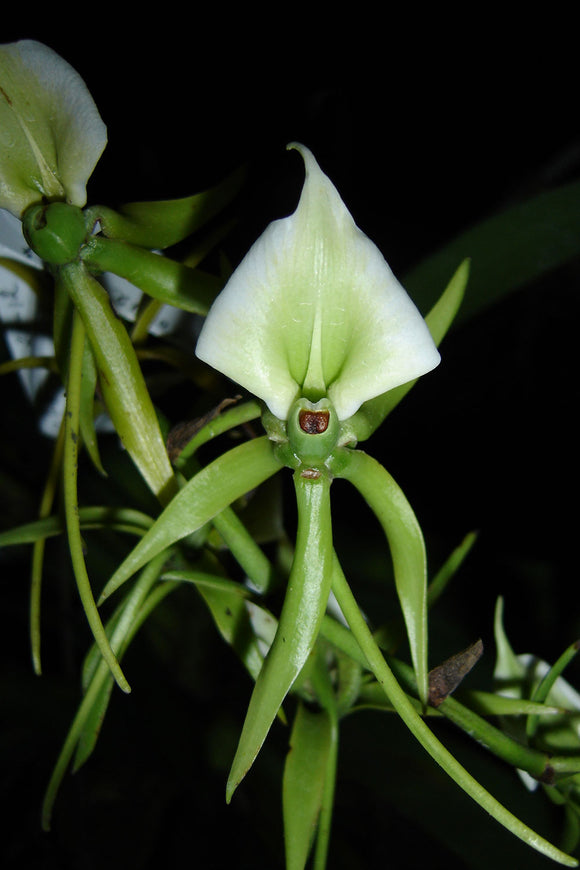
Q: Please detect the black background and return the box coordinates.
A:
[2,14,580,870]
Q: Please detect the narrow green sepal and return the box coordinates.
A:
[99,437,283,603]
[226,471,334,802]
[334,449,429,707]
[87,166,245,250]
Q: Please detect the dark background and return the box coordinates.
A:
[2,14,580,870]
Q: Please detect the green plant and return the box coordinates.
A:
[1,39,580,869]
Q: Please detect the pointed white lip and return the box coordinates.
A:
[196,143,440,421]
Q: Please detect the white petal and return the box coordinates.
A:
[196,144,440,421]
[0,40,107,216]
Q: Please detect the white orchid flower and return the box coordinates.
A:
[196,143,440,422]
[0,39,107,218]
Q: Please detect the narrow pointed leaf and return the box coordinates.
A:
[0,506,153,546]
[63,310,129,693]
[283,703,333,870]
[336,449,429,706]
[30,416,65,675]
[78,336,106,475]
[100,436,283,602]
[331,558,578,868]
[226,471,334,801]
[404,179,580,324]
[42,553,171,829]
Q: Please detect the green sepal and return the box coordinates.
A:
[346,258,468,443]
[99,436,283,603]
[226,470,334,802]
[86,166,245,250]
[333,448,429,707]
[81,236,222,315]
[283,703,334,870]
[58,262,177,504]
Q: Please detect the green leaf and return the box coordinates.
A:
[334,449,429,707]
[30,416,65,675]
[283,703,334,870]
[63,310,129,694]
[373,529,478,655]
[88,166,246,250]
[171,399,262,468]
[58,262,177,504]
[404,180,580,323]
[330,558,579,868]
[78,336,106,475]
[459,690,565,718]
[226,470,334,802]
[211,507,276,595]
[99,436,283,602]
[526,640,580,740]
[0,506,153,546]
[42,552,172,829]
[427,529,478,608]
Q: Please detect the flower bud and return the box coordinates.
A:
[23,202,86,265]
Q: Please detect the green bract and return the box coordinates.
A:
[0,40,106,217]
[196,143,440,422]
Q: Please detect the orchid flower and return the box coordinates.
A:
[95,144,577,867]
[196,143,440,423]
[0,39,107,218]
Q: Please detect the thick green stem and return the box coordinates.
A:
[59,263,177,505]
[81,236,220,315]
